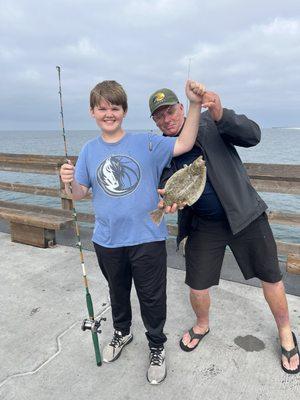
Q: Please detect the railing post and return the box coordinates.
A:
[58,160,73,211]
[60,178,73,211]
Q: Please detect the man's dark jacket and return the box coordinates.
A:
[159,108,267,246]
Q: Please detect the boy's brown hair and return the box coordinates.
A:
[90,80,128,112]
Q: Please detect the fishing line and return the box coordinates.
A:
[0,304,110,389]
[186,57,192,111]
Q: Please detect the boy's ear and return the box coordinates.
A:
[90,107,95,118]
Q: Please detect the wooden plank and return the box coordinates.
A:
[276,241,300,257]
[1,155,298,181]
[0,163,60,175]
[0,153,76,164]
[4,176,300,198]
[0,182,91,200]
[286,254,300,275]
[250,179,300,194]
[266,210,300,226]
[2,201,298,228]
[0,200,70,215]
[0,154,77,175]
[0,207,72,229]
[10,222,55,248]
[61,198,73,211]
[245,163,300,180]
[0,201,94,223]
[0,181,61,197]
[168,212,300,228]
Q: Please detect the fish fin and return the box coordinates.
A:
[149,209,165,225]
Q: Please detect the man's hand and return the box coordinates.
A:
[202,91,223,122]
[185,80,206,105]
[157,188,186,213]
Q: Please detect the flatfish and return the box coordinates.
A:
[150,156,206,225]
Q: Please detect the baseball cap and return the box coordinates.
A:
[149,88,179,116]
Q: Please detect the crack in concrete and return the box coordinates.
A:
[0,303,111,389]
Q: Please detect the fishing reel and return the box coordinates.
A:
[81,316,106,333]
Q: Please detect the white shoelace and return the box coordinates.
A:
[149,348,164,366]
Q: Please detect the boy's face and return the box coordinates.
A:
[90,99,126,134]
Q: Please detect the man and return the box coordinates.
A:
[148,87,299,374]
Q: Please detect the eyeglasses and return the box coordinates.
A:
[152,104,178,123]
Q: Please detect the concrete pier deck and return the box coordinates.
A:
[0,232,299,400]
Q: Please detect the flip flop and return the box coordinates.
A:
[179,327,210,352]
[281,332,300,374]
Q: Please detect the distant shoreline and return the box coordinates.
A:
[271,127,300,130]
[0,127,300,132]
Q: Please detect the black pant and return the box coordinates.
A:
[185,213,282,290]
[93,240,167,348]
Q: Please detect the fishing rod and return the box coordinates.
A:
[56,65,105,367]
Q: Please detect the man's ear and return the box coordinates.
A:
[178,103,184,112]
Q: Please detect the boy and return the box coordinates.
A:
[60,79,205,384]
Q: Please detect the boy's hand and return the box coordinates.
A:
[202,91,223,122]
[186,80,206,105]
[60,160,75,184]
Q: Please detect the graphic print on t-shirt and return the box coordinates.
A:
[96,155,141,196]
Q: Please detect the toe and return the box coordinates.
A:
[290,354,300,371]
[181,332,200,349]
[282,356,290,370]
[282,354,300,372]
[188,338,200,349]
[182,332,191,346]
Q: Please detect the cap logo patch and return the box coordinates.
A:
[153,92,165,104]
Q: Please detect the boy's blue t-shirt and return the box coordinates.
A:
[75,132,176,248]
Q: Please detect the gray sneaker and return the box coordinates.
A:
[102,331,133,363]
[146,347,166,385]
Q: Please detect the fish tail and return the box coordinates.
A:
[150,208,165,225]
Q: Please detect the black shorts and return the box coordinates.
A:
[185,213,282,290]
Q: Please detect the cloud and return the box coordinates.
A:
[65,38,98,58]
[119,0,199,27]
[16,68,42,82]
[180,16,300,124]
[1,1,300,129]
[0,45,24,61]
[0,1,24,26]
[262,17,299,35]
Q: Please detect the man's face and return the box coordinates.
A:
[152,103,185,136]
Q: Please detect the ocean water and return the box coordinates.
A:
[0,128,299,243]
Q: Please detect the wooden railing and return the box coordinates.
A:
[0,153,299,272]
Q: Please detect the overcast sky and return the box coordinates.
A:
[1,0,300,130]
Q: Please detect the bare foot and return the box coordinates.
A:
[281,332,300,373]
[181,325,209,349]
